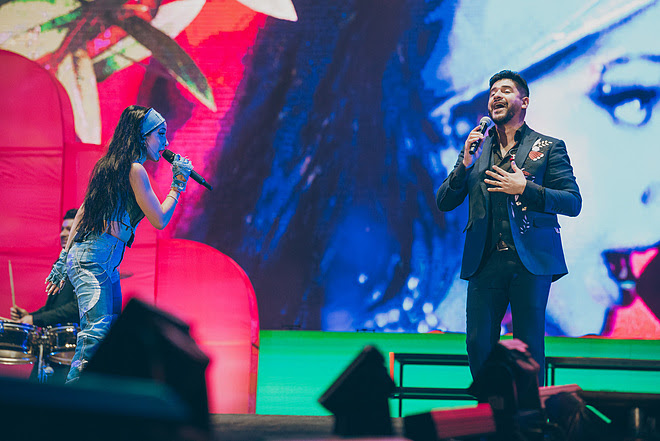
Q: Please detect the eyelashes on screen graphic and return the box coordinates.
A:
[589,55,660,127]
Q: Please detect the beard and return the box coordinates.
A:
[489,106,515,125]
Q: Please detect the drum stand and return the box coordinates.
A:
[35,335,53,384]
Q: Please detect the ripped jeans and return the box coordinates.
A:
[66,233,125,382]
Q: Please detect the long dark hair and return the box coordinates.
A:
[76,105,149,236]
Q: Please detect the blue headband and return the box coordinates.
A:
[141,108,166,135]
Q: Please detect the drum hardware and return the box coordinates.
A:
[34,335,55,383]
[0,321,38,365]
[4,262,78,381]
[45,324,79,366]
[0,321,79,383]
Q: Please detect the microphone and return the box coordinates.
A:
[468,116,492,155]
[162,149,213,191]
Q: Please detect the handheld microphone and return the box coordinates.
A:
[468,116,492,155]
[162,149,213,191]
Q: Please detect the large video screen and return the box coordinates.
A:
[2,0,658,337]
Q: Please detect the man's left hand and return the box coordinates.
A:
[484,162,527,195]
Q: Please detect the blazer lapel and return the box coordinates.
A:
[515,128,535,169]
[476,134,494,173]
[477,135,494,203]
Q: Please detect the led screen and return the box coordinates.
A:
[2,0,658,337]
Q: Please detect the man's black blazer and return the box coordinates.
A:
[436,124,581,281]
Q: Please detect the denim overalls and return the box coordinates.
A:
[65,200,143,382]
[65,232,124,382]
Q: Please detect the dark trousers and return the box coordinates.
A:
[466,248,551,386]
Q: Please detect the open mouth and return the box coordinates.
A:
[492,102,507,112]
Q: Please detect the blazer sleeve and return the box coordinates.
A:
[523,140,581,217]
[436,150,471,212]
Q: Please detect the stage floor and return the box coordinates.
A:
[0,330,658,440]
[210,414,405,441]
[211,414,337,441]
[256,331,660,416]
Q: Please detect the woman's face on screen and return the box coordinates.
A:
[525,2,660,335]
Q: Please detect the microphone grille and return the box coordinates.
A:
[480,116,492,125]
[162,149,175,163]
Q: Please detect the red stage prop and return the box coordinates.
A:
[0,49,259,413]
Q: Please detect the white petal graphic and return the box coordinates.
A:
[236,0,298,22]
[57,49,101,144]
[92,0,206,71]
[0,0,208,142]
[0,1,74,58]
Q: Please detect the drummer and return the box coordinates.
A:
[10,209,80,383]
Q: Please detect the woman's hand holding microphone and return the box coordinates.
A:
[170,154,194,193]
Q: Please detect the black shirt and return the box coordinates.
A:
[486,124,526,253]
[447,122,546,254]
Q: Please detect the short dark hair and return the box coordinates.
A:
[63,208,78,221]
[489,70,529,98]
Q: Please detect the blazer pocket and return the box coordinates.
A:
[533,216,560,229]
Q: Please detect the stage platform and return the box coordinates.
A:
[256,331,660,417]
[210,414,391,441]
[1,331,659,440]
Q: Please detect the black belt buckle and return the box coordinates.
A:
[496,240,510,251]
